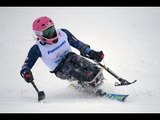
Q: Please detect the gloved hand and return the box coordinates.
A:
[20,69,34,83]
[89,50,104,62]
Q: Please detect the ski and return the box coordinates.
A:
[102,93,129,102]
[96,89,129,102]
[67,84,129,102]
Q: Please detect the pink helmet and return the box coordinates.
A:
[32,16,58,44]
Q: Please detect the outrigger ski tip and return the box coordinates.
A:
[92,61,137,87]
[115,80,137,86]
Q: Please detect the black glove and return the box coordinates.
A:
[89,50,104,62]
[20,69,34,83]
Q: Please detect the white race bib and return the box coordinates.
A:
[36,29,72,71]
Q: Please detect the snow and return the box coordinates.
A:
[1,7,160,113]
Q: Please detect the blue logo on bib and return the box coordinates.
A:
[48,40,66,55]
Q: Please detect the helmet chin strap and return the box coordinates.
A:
[40,40,47,45]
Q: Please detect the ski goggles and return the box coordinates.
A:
[42,26,56,39]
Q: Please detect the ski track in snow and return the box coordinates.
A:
[1,7,160,113]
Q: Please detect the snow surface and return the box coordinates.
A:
[1,7,160,113]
